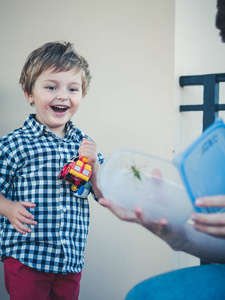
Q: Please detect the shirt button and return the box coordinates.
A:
[63,207,67,213]
[62,239,66,244]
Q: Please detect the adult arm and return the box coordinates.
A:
[99,198,225,264]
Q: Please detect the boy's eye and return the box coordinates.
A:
[69,88,78,92]
[46,86,56,91]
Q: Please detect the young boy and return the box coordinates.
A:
[0,41,104,300]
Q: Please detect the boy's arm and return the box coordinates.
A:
[79,138,103,199]
[0,192,37,234]
[89,160,103,199]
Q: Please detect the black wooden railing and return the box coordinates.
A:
[179,73,225,130]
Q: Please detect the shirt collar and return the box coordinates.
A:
[65,119,77,140]
[22,114,77,141]
[22,114,45,140]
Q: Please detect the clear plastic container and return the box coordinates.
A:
[98,149,193,224]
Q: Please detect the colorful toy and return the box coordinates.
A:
[58,157,92,192]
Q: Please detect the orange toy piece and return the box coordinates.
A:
[68,157,92,182]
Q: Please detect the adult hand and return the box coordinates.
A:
[192,195,225,239]
[99,198,186,250]
[134,206,187,249]
[99,198,137,222]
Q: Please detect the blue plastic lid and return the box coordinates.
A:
[174,118,225,213]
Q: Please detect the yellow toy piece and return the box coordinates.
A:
[71,185,78,192]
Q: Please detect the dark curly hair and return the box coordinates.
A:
[216,0,225,42]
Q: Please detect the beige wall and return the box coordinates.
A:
[0,0,223,299]
[175,0,225,151]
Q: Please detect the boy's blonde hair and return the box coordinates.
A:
[19,41,91,97]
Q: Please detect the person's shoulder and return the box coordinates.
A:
[72,124,90,141]
[0,127,24,148]
[68,119,96,143]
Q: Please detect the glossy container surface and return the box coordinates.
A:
[98,149,193,224]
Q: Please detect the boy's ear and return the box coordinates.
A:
[24,91,34,104]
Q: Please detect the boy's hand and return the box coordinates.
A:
[4,201,37,235]
[79,138,98,166]
[79,138,103,198]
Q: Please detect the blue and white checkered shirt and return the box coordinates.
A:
[0,114,104,274]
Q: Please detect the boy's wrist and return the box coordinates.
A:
[0,195,13,218]
[91,160,100,173]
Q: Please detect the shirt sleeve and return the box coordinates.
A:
[0,140,17,198]
[97,152,105,165]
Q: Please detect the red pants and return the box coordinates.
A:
[4,257,82,300]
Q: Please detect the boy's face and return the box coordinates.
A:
[25,68,83,137]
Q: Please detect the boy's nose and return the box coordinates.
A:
[56,88,69,101]
[56,95,68,100]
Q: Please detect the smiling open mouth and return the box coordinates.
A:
[51,105,69,113]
